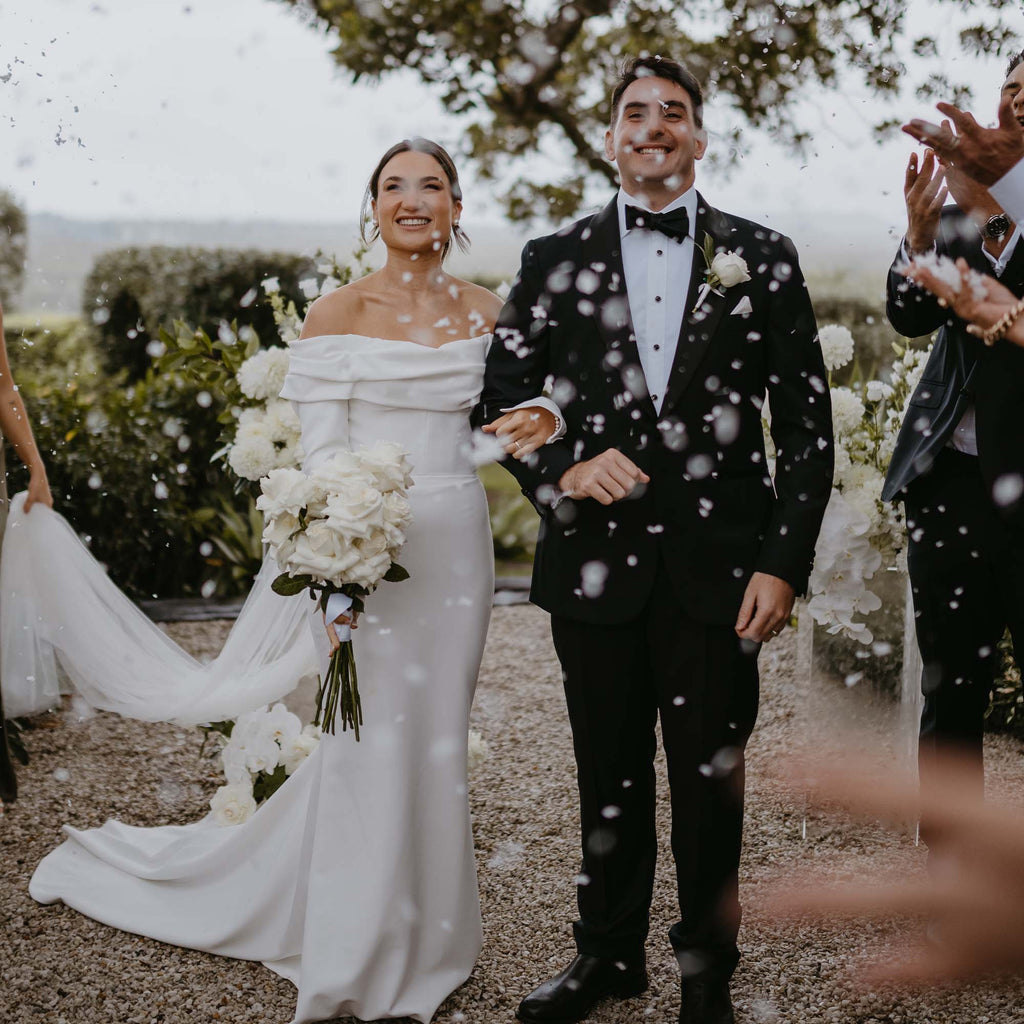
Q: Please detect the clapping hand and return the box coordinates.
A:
[903,96,1024,188]
[903,149,947,255]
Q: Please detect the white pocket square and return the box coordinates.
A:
[730,296,753,316]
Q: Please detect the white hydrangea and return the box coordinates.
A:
[818,324,855,373]
[829,386,866,437]
[228,429,278,481]
[237,347,290,401]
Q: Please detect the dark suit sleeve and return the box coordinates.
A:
[756,235,835,593]
[885,214,956,338]
[472,240,576,507]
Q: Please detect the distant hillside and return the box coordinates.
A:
[18,209,897,316]
[19,213,529,315]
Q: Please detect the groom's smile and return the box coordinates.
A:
[605,76,707,210]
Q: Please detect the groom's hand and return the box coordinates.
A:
[558,449,649,505]
[735,571,795,643]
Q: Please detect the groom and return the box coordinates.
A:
[475,56,833,1024]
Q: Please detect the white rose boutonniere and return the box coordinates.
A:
[693,233,751,312]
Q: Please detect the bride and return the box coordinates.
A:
[26,138,559,1024]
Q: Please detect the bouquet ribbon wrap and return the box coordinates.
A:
[325,592,354,643]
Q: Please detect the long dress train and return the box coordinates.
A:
[29,334,494,1023]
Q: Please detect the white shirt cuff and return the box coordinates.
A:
[499,396,566,443]
[981,226,1021,276]
[989,158,1024,227]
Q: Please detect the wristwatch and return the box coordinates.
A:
[984,213,1011,241]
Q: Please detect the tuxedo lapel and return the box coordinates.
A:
[661,196,732,414]
[580,198,658,419]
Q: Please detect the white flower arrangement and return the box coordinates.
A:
[818,324,856,373]
[207,703,322,826]
[803,324,932,642]
[260,445,415,737]
[220,253,369,483]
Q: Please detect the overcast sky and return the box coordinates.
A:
[0,0,1018,254]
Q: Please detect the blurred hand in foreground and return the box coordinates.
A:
[766,754,1024,986]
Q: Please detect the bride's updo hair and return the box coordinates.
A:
[361,138,471,259]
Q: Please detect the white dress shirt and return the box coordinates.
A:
[617,186,699,413]
[899,226,1021,457]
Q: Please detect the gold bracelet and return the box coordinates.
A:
[973,296,1024,346]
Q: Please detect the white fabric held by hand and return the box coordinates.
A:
[324,591,354,642]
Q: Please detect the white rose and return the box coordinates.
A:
[210,782,257,826]
[818,324,855,373]
[319,275,342,295]
[299,276,320,299]
[261,276,281,295]
[710,251,751,288]
[257,466,311,519]
[323,486,386,541]
[282,528,361,583]
[358,442,414,492]
[263,511,300,549]
[865,380,893,403]
[309,452,365,494]
[282,732,319,775]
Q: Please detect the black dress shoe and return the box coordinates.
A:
[516,954,648,1023]
[678,978,734,1024]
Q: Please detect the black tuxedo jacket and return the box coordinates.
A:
[882,206,1024,526]
[473,195,834,625]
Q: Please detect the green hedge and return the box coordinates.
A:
[5,319,240,599]
[83,247,314,379]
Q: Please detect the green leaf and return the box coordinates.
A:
[383,562,411,583]
[272,572,314,596]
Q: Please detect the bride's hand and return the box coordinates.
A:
[482,406,557,460]
[24,468,54,512]
[323,609,359,654]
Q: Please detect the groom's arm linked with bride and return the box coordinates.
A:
[473,55,833,1024]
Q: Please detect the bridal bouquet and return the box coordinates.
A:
[258,443,414,738]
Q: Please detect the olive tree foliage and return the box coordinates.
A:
[0,189,27,307]
[278,0,1017,222]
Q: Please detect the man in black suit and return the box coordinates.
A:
[882,51,1024,819]
[474,56,833,1024]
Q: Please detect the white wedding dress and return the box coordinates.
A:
[29,334,495,1024]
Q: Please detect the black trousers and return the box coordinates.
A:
[550,556,760,979]
[0,689,16,804]
[905,448,1024,806]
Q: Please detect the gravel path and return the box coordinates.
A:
[3,606,1024,1024]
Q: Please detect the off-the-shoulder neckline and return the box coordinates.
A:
[296,333,489,351]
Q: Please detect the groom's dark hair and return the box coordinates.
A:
[610,56,704,128]
[1006,49,1024,78]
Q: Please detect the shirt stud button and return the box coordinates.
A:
[657,249,664,256]
[653,344,661,351]
[655,295,662,303]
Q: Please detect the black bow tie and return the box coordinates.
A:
[624,204,690,243]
